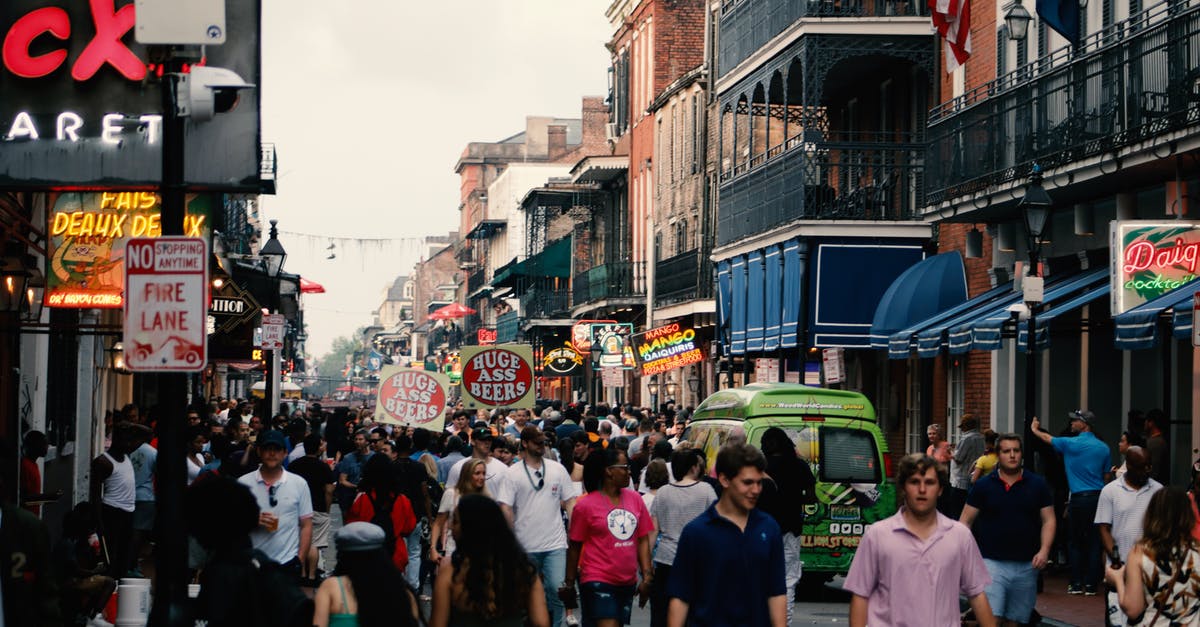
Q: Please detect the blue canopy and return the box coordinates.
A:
[887,283,1014,359]
[1113,277,1200,350]
[956,267,1108,352]
[1016,282,1110,351]
[869,252,968,349]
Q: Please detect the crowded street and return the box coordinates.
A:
[6,0,1200,626]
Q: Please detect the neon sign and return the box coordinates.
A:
[1111,221,1200,315]
[5,110,161,143]
[1,0,144,81]
[631,322,704,376]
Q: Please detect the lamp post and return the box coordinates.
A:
[686,365,701,398]
[1019,166,1052,457]
[647,374,660,413]
[260,220,287,419]
[1004,1,1033,41]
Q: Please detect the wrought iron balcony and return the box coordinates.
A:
[496,310,520,343]
[719,0,928,76]
[926,2,1200,206]
[655,249,715,306]
[572,262,647,306]
[466,268,489,295]
[718,137,923,245]
[521,285,571,320]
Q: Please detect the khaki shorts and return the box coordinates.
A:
[311,511,331,549]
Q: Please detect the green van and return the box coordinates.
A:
[682,383,896,578]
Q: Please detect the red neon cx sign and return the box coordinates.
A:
[1,0,145,81]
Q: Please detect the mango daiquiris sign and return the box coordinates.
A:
[1110,221,1200,315]
[631,322,704,376]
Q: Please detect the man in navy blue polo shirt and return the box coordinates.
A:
[666,442,786,627]
[961,433,1055,626]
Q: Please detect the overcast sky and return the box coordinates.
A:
[259,1,613,362]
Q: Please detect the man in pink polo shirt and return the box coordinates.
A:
[845,453,996,627]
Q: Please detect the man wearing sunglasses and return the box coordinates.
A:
[238,430,313,581]
[497,424,578,627]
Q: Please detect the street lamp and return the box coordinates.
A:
[260,220,287,418]
[1018,166,1052,459]
[665,373,679,400]
[1004,1,1033,41]
[647,374,660,411]
[687,366,701,394]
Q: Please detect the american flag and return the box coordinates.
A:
[930,0,972,72]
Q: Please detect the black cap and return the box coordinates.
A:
[472,427,494,441]
[257,430,287,450]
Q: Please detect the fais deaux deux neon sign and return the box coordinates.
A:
[1111,221,1200,315]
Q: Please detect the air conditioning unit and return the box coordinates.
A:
[605,122,620,142]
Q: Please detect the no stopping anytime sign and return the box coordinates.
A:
[122,237,208,372]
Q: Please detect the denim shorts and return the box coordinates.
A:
[580,581,635,625]
[983,558,1038,623]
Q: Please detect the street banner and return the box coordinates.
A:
[631,322,704,376]
[1110,220,1200,315]
[374,366,450,428]
[122,237,208,372]
[459,345,536,409]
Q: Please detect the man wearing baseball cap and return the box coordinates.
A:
[237,429,313,580]
[444,425,509,494]
[1031,409,1110,595]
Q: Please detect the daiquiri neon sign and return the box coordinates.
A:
[631,322,704,377]
[1111,221,1200,315]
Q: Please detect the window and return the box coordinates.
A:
[947,357,965,447]
[691,93,701,174]
[905,356,923,453]
[820,428,882,483]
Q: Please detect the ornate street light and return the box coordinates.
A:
[260,219,287,279]
[647,374,660,410]
[259,220,287,417]
[1017,165,1052,459]
[1004,2,1033,41]
[686,366,701,394]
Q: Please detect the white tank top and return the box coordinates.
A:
[101,452,136,512]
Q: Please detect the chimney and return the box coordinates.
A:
[548,125,568,161]
[580,96,610,155]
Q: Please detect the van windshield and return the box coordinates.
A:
[820,427,881,483]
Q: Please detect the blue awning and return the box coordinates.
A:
[746,252,765,352]
[1114,277,1200,350]
[764,245,782,351]
[954,267,1109,352]
[888,283,1014,359]
[717,261,732,349]
[869,252,968,349]
[809,241,925,348]
[1016,282,1110,350]
[781,240,801,348]
[730,256,747,355]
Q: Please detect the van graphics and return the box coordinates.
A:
[759,402,866,411]
[828,505,861,521]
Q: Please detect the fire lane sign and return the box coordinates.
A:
[123,237,208,372]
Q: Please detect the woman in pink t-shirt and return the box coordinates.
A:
[563,448,654,627]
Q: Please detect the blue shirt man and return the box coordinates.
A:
[667,442,787,627]
[1032,409,1110,594]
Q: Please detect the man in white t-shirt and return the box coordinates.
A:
[497,425,578,627]
[445,427,508,494]
[238,430,313,575]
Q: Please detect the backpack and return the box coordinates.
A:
[249,550,313,627]
[369,492,397,557]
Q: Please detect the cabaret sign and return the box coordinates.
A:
[459,345,535,409]
[631,322,704,376]
[374,366,450,428]
[1110,221,1200,315]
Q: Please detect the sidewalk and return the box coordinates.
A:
[1037,569,1107,627]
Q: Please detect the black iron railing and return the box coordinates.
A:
[466,268,488,295]
[571,262,647,306]
[719,0,928,76]
[655,249,714,305]
[521,286,571,320]
[926,2,1200,205]
[717,141,923,245]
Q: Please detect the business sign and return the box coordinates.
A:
[571,319,615,353]
[542,343,583,377]
[631,322,704,376]
[459,345,535,409]
[122,236,207,372]
[822,348,844,384]
[476,327,497,345]
[45,191,212,308]
[374,366,450,428]
[0,0,261,190]
[208,279,259,335]
[590,322,636,370]
[1111,221,1200,315]
[756,358,779,383]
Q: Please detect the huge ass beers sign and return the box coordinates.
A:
[374,366,450,428]
[459,345,535,410]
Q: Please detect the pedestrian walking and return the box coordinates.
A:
[757,427,817,624]
[436,435,467,486]
[430,457,490,563]
[89,422,146,578]
[1105,486,1200,626]
[1143,410,1169,484]
[845,453,995,627]
[563,447,653,627]
[334,430,374,521]
[237,429,314,579]
[665,442,785,627]
[445,427,509,494]
[948,415,986,520]
[971,429,1000,483]
[960,434,1055,627]
[430,494,550,627]
[1097,446,1162,566]
[312,522,420,627]
[646,449,717,627]
[288,433,336,586]
[496,424,578,627]
[0,449,63,626]
[1032,410,1111,595]
[345,454,417,572]
[926,423,952,463]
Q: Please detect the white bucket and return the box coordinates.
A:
[115,578,152,626]
[188,583,201,599]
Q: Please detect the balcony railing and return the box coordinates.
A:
[926,2,1200,206]
[719,0,928,76]
[521,286,571,320]
[718,141,923,245]
[572,262,647,306]
[466,268,488,295]
[655,249,715,305]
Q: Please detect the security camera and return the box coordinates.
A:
[1007,302,1030,321]
[179,66,255,122]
